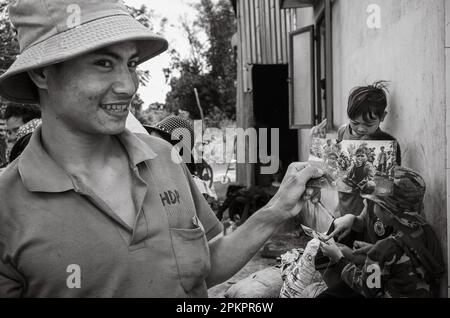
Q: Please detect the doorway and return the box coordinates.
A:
[252,64,299,186]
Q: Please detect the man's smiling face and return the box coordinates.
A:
[44,41,140,136]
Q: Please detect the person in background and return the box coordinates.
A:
[377,146,387,175]
[144,115,218,202]
[0,117,8,167]
[4,103,40,160]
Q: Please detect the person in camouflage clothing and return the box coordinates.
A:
[319,167,444,298]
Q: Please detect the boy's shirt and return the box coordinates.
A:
[336,236,434,298]
[337,208,436,298]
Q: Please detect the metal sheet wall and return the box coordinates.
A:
[236,0,297,65]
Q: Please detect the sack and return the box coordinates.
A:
[224,266,283,298]
[280,239,328,298]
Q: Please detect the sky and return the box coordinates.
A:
[125,0,200,107]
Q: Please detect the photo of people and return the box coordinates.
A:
[309,138,397,196]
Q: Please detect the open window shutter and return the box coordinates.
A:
[289,25,315,129]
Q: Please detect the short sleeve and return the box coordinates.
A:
[181,164,223,241]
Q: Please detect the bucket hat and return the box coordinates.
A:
[0,0,168,104]
[361,166,426,217]
[144,115,195,152]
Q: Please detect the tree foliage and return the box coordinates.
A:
[165,0,236,120]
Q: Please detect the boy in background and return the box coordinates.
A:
[343,147,375,195]
[377,146,387,175]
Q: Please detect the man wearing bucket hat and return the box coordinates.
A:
[144,115,218,201]
[0,0,322,297]
[319,167,444,298]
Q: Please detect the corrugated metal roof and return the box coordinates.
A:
[280,0,317,9]
[236,0,297,65]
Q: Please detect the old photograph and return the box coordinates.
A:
[309,138,396,196]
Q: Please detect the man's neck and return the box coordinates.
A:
[40,122,121,177]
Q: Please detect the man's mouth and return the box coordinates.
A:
[100,103,130,114]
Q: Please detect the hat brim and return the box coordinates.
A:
[144,125,171,139]
[0,14,168,104]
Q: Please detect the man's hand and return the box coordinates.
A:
[265,163,323,219]
[325,214,355,242]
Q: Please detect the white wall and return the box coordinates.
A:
[332,0,447,296]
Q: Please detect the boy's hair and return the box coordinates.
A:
[355,146,369,157]
[347,80,389,122]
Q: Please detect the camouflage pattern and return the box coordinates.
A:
[341,167,444,298]
[361,166,426,224]
[341,233,438,298]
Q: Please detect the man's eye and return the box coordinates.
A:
[95,60,113,68]
[128,60,138,69]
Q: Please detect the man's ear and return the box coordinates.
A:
[27,68,50,90]
[380,111,387,122]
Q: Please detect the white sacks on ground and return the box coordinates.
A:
[279,239,327,298]
[224,266,283,298]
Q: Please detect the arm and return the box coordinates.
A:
[205,163,322,288]
[325,205,367,241]
[352,204,367,233]
[206,205,285,287]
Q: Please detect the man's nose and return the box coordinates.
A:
[112,67,139,97]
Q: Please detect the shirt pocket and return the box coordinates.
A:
[169,217,211,294]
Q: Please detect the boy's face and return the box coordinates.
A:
[355,153,367,166]
[42,41,140,136]
[349,113,384,137]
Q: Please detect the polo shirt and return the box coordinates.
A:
[0,127,223,298]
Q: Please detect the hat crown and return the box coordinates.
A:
[393,167,426,203]
[9,0,129,53]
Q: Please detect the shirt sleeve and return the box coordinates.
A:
[181,164,223,241]
[0,238,24,298]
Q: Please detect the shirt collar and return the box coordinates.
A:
[18,127,157,193]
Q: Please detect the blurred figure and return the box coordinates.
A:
[0,117,7,167]
[144,115,218,202]
[5,104,41,160]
